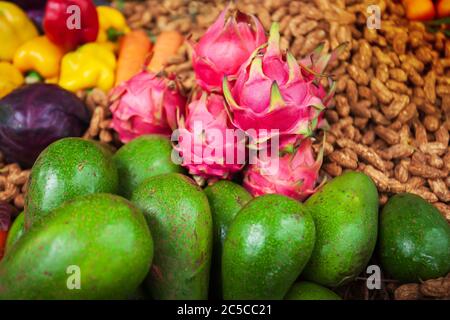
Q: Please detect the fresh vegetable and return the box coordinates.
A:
[302,171,379,287]
[403,0,435,21]
[13,36,66,81]
[243,138,323,201]
[113,134,184,199]
[191,6,266,93]
[0,1,38,61]
[10,0,47,31]
[10,0,47,10]
[59,42,116,92]
[5,211,24,254]
[110,71,186,143]
[379,193,450,282]
[0,201,18,260]
[96,5,129,42]
[174,92,244,180]
[222,194,316,300]
[0,84,90,167]
[223,23,337,149]
[115,29,152,86]
[43,0,99,51]
[284,282,342,300]
[204,180,252,299]
[148,31,184,73]
[0,62,24,98]
[437,0,450,18]
[131,173,212,300]
[25,138,119,228]
[0,193,153,299]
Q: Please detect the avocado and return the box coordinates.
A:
[5,211,24,253]
[0,194,153,299]
[204,180,252,299]
[131,173,212,300]
[379,193,450,282]
[302,171,379,287]
[285,281,342,300]
[25,138,119,229]
[113,135,184,198]
[222,194,316,300]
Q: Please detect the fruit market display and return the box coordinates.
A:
[0,0,449,301]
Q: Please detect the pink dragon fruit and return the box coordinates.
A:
[174,91,245,181]
[223,22,340,149]
[191,5,266,93]
[110,71,186,143]
[243,138,323,201]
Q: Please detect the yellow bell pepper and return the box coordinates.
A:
[13,36,66,80]
[0,1,38,61]
[59,43,116,92]
[96,6,130,43]
[0,62,24,98]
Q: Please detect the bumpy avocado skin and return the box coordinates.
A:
[131,173,212,300]
[25,138,119,228]
[204,180,252,299]
[5,212,25,253]
[0,194,153,299]
[113,135,184,198]
[302,171,379,287]
[284,281,342,300]
[222,194,316,300]
[379,193,450,282]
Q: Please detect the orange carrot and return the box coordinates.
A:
[147,31,184,73]
[115,29,152,86]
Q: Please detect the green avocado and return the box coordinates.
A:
[302,171,379,287]
[204,180,252,299]
[379,193,450,282]
[25,138,119,229]
[0,193,153,299]
[285,281,342,300]
[5,212,24,253]
[131,173,212,300]
[222,194,316,300]
[113,135,184,198]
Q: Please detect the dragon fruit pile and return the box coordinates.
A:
[110,6,339,201]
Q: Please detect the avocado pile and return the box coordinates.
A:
[0,135,449,300]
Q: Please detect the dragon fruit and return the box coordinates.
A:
[243,138,323,201]
[191,5,266,93]
[110,71,185,143]
[174,91,245,181]
[223,22,339,150]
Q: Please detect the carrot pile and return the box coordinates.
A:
[115,30,184,86]
[147,31,184,73]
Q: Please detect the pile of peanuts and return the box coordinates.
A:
[318,0,450,224]
[77,88,119,147]
[0,153,29,210]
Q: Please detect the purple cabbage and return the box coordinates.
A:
[0,84,90,168]
[11,0,47,31]
[10,0,47,10]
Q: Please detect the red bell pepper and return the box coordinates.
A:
[0,201,16,261]
[0,231,7,260]
[43,0,99,50]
